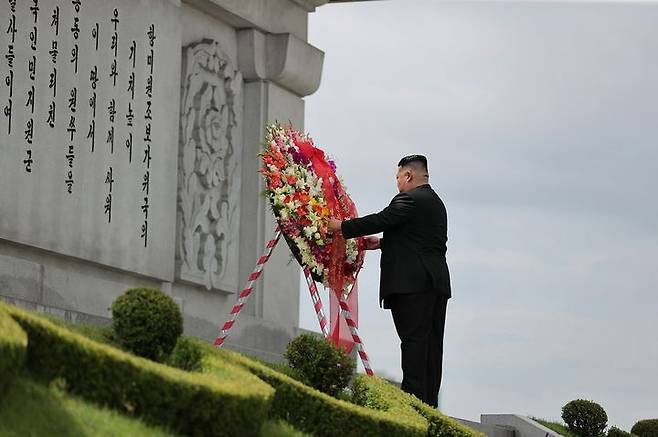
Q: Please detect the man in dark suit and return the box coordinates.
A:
[328,155,451,408]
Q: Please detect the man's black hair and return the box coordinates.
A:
[398,154,428,174]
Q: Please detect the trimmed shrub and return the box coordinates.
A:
[204,344,431,437]
[284,333,355,397]
[417,401,482,437]
[0,377,174,437]
[0,307,27,397]
[353,374,481,437]
[632,420,658,437]
[609,426,636,437]
[256,358,305,383]
[260,420,312,437]
[1,302,273,437]
[352,374,392,411]
[166,336,203,372]
[197,340,485,437]
[562,399,608,437]
[352,375,429,425]
[111,287,183,361]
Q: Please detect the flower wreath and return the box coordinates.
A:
[260,123,365,294]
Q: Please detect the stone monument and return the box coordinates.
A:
[0,0,354,361]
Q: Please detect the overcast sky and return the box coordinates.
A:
[298,0,658,430]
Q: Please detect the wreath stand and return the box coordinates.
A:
[213,227,374,376]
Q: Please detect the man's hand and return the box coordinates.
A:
[328,218,342,234]
[364,236,380,250]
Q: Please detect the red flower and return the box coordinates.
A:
[294,191,309,204]
[269,173,282,189]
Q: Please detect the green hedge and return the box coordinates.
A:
[352,375,428,421]
[0,306,27,396]
[203,344,428,437]
[200,341,484,437]
[413,399,481,437]
[1,302,273,437]
[353,375,482,437]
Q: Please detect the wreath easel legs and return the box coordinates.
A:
[214,226,374,376]
[213,228,282,347]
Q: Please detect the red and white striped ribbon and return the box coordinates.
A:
[214,228,282,347]
[302,266,330,338]
[338,294,374,376]
[214,225,374,377]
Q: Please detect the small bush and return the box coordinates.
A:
[562,399,608,437]
[284,333,355,397]
[111,288,183,361]
[609,426,636,437]
[0,307,27,396]
[632,420,658,437]
[166,336,203,372]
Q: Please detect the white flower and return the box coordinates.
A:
[263,123,367,289]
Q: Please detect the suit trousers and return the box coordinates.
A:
[387,292,448,408]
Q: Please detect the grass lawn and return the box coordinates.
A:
[0,377,309,437]
[0,377,174,437]
[530,417,578,437]
[260,421,312,437]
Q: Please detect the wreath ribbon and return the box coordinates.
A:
[297,139,363,352]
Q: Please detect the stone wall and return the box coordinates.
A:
[0,0,328,360]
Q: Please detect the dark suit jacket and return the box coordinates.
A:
[341,184,451,305]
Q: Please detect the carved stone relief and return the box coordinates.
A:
[177,39,242,292]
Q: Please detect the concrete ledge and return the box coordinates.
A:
[266,33,324,96]
[0,294,112,327]
[182,0,308,40]
[482,415,563,437]
[453,417,516,437]
[238,29,324,96]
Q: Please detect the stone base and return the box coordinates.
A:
[0,291,303,363]
[454,414,565,437]
[0,236,302,362]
